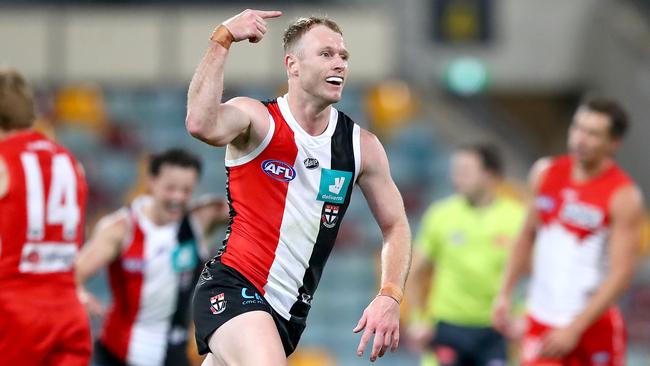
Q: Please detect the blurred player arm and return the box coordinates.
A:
[493,157,550,334]
[185,10,280,147]
[74,211,129,315]
[190,194,230,237]
[354,129,412,361]
[405,249,433,321]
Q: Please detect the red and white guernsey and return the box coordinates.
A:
[220,96,361,321]
[100,196,204,366]
[0,131,87,289]
[528,155,632,326]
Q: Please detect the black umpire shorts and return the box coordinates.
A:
[429,321,507,366]
[192,257,306,357]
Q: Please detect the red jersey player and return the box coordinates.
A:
[493,97,645,366]
[0,68,91,365]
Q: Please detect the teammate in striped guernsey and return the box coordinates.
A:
[75,149,229,366]
[493,98,645,366]
[0,68,91,366]
[186,9,412,366]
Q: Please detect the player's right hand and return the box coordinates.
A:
[223,9,282,44]
[491,292,511,336]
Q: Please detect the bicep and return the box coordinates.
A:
[187,97,265,147]
[609,185,645,267]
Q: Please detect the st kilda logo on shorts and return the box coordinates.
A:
[210,293,226,315]
[322,204,340,228]
[304,158,319,170]
[262,159,296,182]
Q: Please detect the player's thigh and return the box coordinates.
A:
[208,310,287,366]
[45,301,92,366]
[0,297,47,366]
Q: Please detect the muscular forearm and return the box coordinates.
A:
[380,219,412,292]
[186,42,229,137]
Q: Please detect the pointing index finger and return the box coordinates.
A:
[255,10,283,19]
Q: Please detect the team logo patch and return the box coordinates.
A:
[210,293,227,315]
[304,158,319,169]
[262,159,296,182]
[316,169,353,203]
[322,204,340,228]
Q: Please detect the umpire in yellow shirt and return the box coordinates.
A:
[406,143,525,366]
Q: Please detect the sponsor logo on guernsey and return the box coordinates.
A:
[210,293,227,315]
[304,158,319,169]
[560,201,604,230]
[317,169,352,203]
[172,240,197,273]
[262,159,296,182]
[241,288,264,305]
[19,242,77,273]
[322,204,340,228]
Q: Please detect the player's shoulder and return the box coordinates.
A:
[94,207,131,239]
[226,96,269,116]
[359,128,384,155]
[611,182,645,213]
[528,156,558,190]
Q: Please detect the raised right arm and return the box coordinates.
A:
[185,9,281,147]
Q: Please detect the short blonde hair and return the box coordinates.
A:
[282,16,342,53]
[0,68,35,130]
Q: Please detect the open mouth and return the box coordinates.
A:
[325,76,344,86]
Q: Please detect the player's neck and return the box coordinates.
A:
[572,157,612,183]
[285,91,331,136]
[0,127,31,141]
[143,200,172,226]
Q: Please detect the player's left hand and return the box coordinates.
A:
[539,326,581,358]
[353,295,400,362]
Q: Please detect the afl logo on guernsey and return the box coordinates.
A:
[262,159,296,182]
